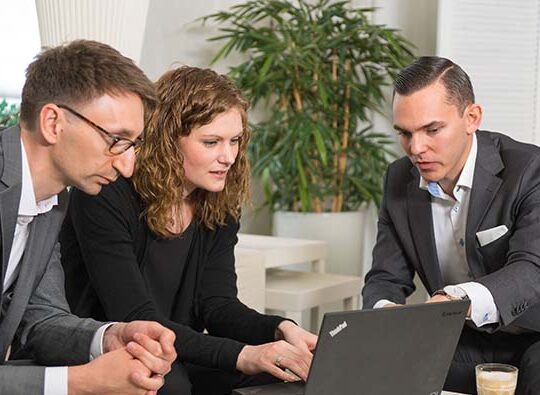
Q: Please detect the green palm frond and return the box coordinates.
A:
[204,0,414,212]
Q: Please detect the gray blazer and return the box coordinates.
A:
[0,126,102,394]
[363,130,540,333]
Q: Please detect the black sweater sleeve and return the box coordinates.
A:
[199,216,285,344]
[61,179,282,372]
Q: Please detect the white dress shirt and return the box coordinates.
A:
[2,139,108,395]
[375,134,500,327]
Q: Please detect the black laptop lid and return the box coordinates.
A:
[303,300,469,395]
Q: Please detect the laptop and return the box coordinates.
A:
[233,300,469,395]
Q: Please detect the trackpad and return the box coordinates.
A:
[232,381,305,395]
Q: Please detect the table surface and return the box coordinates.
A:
[237,233,328,269]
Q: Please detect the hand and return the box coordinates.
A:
[426,294,452,304]
[68,348,164,395]
[426,295,472,317]
[236,339,312,382]
[275,320,317,355]
[382,302,402,308]
[104,321,176,376]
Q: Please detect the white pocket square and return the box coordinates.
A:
[476,225,509,247]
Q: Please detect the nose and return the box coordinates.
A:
[112,147,136,178]
[218,143,237,166]
[408,133,427,157]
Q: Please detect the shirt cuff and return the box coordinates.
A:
[45,367,67,395]
[373,299,396,309]
[90,322,116,360]
[457,282,500,326]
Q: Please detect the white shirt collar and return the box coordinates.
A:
[419,133,478,198]
[19,138,58,216]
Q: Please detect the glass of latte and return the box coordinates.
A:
[476,363,518,395]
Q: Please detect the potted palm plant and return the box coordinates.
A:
[0,99,19,130]
[204,0,414,274]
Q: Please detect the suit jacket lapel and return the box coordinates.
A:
[0,126,23,297]
[407,175,444,293]
[0,219,37,356]
[465,132,504,278]
[0,211,56,356]
[0,190,67,357]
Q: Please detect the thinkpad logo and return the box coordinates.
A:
[329,320,348,337]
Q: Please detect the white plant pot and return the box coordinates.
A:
[35,0,150,64]
[273,206,378,277]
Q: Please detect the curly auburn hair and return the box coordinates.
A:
[132,66,251,238]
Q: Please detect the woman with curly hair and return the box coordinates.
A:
[59,66,317,394]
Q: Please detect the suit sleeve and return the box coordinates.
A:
[0,365,44,395]
[64,182,282,372]
[0,243,101,394]
[16,242,102,366]
[475,155,540,330]
[362,168,417,309]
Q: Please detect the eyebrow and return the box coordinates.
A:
[393,121,445,134]
[109,128,143,139]
[200,132,243,138]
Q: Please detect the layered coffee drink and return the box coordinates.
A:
[476,364,518,395]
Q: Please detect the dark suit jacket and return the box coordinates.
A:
[362,130,540,333]
[0,126,102,394]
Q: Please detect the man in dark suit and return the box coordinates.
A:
[0,40,176,394]
[362,56,540,394]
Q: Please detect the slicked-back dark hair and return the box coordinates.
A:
[393,56,475,115]
[20,39,156,131]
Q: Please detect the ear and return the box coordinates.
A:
[38,104,63,145]
[464,103,482,135]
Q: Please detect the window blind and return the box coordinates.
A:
[437,0,540,145]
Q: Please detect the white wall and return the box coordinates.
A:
[437,0,540,145]
[0,1,41,99]
[140,0,245,79]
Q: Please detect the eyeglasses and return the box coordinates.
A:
[56,104,144,155]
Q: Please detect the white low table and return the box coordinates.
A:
[237,233,328,272]
[265,269,363,331]
[236,234,364,331]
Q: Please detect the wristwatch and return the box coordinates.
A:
[432,285,469,301]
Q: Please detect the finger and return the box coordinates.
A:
[279,342,313,367]
[290,338,311,354]
[157,329,177,362]
[278,355,309,381]
[271,342,312,374]
[130,371,165,392]
[133,333,164,357]
[134,329,176,363]
[306,334,318,350]
[135,331,176,368]
[267,346,310,381]
[127,341,171,375]
[134,321,176,352]
[266,362,301,382]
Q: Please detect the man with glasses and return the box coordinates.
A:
[55,104,145,154]
[0,40,176,394]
